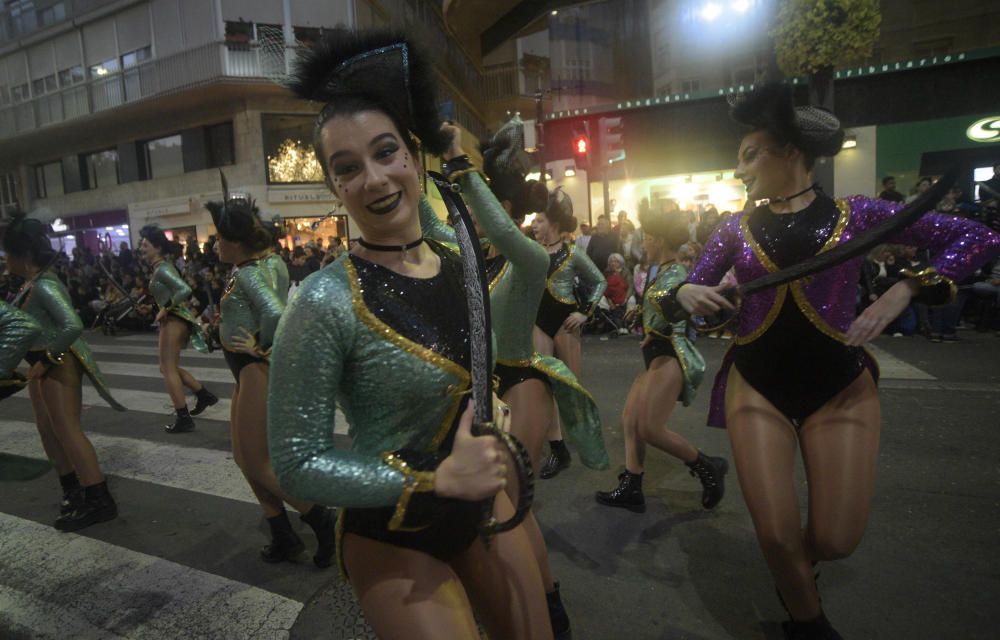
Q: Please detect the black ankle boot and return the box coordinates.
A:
[58,471,83,516]
[540,440,571,479]
[594,470,646,513]
[686,451,729,509]
[546,581,571,639]
[261,510,305,563]
[190,387,218,416]
[166,407,195,433]
[55,481,118,532]
[301,505,337,569]
[782,612,842,640]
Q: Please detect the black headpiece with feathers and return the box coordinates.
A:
[2,211,54,263]
[287,28,453,156]
[729,83,844,160]
[546,186,577,233]
[207,172,270,251]
[479,115,546,219]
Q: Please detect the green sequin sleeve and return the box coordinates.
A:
[34,278,83,356]
[458,172,548,280]
[0,301,40,376]
[237,266,284,350]
[571,246,607,315]
[268,272,409,508]
[157,262,193,307]
[418,195,457,244]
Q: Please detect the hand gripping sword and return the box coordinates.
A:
[427,170,534,545]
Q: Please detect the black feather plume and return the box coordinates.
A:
[287,28,453,156]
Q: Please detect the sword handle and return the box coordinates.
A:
[472,422,534,545]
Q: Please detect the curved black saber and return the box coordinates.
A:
[693,171,956,331]
[12,252,60,308]
[427,170,534,544]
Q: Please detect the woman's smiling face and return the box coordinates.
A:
[318,110,422,238]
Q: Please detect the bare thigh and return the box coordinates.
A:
[342,535,480,640]
[800,371,881,561]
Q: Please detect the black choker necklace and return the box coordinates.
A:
[358,237,424,254]
[771,183,819,203]
[543,238,563,248]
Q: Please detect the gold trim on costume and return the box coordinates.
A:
[343,257,470,450]
[898,266,958,305]
[489,260,510,293]
[530,355,596,404]
[734,284,789,345]
[545,246,576,304]
[497,357,532,367]
[382,452,436,532]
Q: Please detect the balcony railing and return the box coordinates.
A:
[0,41,294,139]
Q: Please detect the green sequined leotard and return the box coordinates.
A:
[149,260,209,353]
[18,273,126,411]
[643,262,705,406]
[220,260,284,354]
[262,252,290,305]
[419,173,608,470]
[0,300,40,378]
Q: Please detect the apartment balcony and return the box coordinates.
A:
[0,41,295,141]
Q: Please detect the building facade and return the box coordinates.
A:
[0,0,492,253]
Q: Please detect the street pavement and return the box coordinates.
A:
[1,327,998,639]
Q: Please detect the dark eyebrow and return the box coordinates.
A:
[328,132,400,166]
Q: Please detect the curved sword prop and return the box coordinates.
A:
[426,170,534,544]
[12,252,60,308]
[692,171,957,332]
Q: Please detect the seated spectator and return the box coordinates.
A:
[877,176,905,203]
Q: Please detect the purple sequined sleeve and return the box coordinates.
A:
[848,196,1000,281]
[688,213,742,286]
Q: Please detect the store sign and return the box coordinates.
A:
[267,187,333,204]
[130,197,196,219]
[966,116,1000,143]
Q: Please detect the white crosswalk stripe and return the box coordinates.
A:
[0,513,303,640]
[0,331,368,639]
[4,420,256,504]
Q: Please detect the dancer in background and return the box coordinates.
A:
[532,190,607,478]
[421,115,608,638]
[595,207,727,513]
[138,225,217,433]
[4,213,126,531]
[673,83,1000,639]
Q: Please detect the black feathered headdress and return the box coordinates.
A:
[208,170,264,245]
[728,83,844,159]
[287,29,453,156]
[479,115,546,217]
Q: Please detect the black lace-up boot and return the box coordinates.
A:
[685,451,729,509]
[594,470,645,513]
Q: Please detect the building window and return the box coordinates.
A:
[0,85,8,106]
[9,1,37,35]
[206,122,235,168]
[262,114,324,184]
[10,83,29,102]
[143,134,184,179]
[225,20,254,49]
[293,26,324,47]
[34,161,64,199]
[89,58,119,79]
[37,1,66,27]
[58,65,85,86]
[1,173,19,215]
[913,37,953,58]
[31,73,57,95]
[121,46,152,69]
[84,149,119,189]
[680,78,700,93]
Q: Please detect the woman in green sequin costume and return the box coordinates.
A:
[531,190,608,479]
[3,214,124,532]
[208,196,337,568]
[594,208,729,513]
[0,299,40,399]
[138,225,218,433]
[268,30,551,639]
[420,116,608,639]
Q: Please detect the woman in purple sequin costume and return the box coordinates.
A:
[674,84,1000,639]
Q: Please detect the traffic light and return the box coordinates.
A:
[571,122,591,171]
[599,116,625,165]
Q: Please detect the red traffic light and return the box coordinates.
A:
[573,135,589,155]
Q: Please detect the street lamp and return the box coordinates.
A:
[699,2,722,22]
